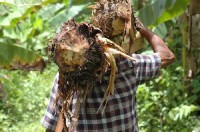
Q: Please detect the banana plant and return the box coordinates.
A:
[0,0,89,71]
[136,0,189,27]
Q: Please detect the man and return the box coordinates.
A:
[41,18,175,131]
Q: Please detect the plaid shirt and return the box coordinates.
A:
[41,53,161,131]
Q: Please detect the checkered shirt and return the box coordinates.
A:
[41,53,161,131]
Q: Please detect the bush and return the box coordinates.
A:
[137,67,200,131]
[0,63,58,132]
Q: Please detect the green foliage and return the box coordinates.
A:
[0,43,43,69]
[0,0,49,6]
[156,0,189,25]
[0,0,90,70]
[0,63,58,132]
[0,0,200,131]
[137,0,189,26]
[0,0,91,131]
[137,23,200,131]
[169,105,200,121]
[137,68,200,131]
[48,3,90,28]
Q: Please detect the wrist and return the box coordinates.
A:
[138,27,148,36]
[139,27,155,41]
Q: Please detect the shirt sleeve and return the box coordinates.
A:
[132,53,161,84]
[41,73,61,131]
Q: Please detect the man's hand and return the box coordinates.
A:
[133,16,145,31]
[133,17,175,67]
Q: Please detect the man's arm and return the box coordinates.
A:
[139,27,175,67]
[134,18,175,67]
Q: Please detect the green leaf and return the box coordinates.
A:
[69,0,92,5]
[0,43,45,71]
[33,17,43,30]
[0,0,55,7]
[165,0,176,9]
[168,105,200,121]
[137,0,166,26]
[3,27,33,43]
[0,5,9,15]
[2,16,36,43]
[37,3,65,21]
[152,23,167,38]
[0,6,29,26]
[137,0,189,27]
[0,0,57,29]
[67,4,90,20]
[156,0,189,25]
[48,4,89,27]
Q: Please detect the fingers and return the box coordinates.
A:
[133,17,145,31]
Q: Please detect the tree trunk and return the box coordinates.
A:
[182,0,200,104]
[186,0,200,78]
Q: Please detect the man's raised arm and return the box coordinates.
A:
[135,18,175,67]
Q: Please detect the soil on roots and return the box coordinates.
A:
[48,19,109,98]
[48,20,114,131]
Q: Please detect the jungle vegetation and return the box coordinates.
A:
[0,0,200,131]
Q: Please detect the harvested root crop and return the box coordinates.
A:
[48,19,135,131]
[91,0,144,53]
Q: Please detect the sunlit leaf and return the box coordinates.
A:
[2,16,36,43]
[168,105,200,121]
[0,1,58,27]
[3,27,33,43]
[0,5,9,15]
[33,17,43,30]
[0,0,55,7]
[37,3,65,21]
[0,6,30,26]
